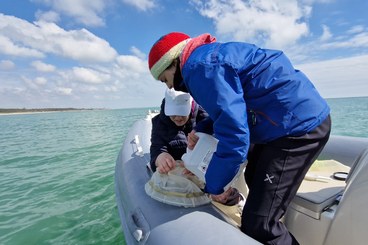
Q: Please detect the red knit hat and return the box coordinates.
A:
[148,32,190,80]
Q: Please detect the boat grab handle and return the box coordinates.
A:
[129,208,150,242]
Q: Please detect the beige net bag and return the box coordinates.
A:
[145,164,211,208]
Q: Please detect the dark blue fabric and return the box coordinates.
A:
[181,42,330,194]
[149,99,209,172]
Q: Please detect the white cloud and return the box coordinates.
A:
[104,85,119,92]
[80,86,99,92]
[116,55,148,75]
[35,10,61,23]
[34,76,48,85]
[56,87,73,95]
[191,0,310,48]
[130,46,146,59]
[33,0,108,27]
[121,0,155,11]
[275,19,368,64]
[320,25,332,41]
[302,0,334,3]
[0,14,117,63]
[320,32,368,49]
[31,60,56,72]
[22,76,40,89]
[0,35,44,58]
[347,25,365,34]
[298,55,368,98]
[35,20,118,63]
[0,60,15,70]
[72,67,111,84]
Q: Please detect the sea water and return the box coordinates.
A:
[0,97,367,245]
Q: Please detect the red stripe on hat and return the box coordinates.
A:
[148,32,190,69]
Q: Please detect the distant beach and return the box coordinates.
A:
[0,108,104,116]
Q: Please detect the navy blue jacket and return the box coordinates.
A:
[149,99,209,172]
[180,41,330,194]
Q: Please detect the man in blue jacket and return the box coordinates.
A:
[148,32,331,245]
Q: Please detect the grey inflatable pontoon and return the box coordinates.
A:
[115,111,368,245]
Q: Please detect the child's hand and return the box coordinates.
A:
[155,152,176,174]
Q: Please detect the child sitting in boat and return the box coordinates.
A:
[150,88,210,174]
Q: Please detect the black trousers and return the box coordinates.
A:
[241,115,331,245]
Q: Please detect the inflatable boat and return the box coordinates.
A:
[115,111,368,245]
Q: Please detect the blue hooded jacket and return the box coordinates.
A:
[180,42,330,194]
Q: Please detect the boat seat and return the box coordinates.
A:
[290,159,350,219]
[323,149,368,245]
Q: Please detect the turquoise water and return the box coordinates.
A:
[0,108,149,245]
[0,97,367,245]
[327,97,368,137]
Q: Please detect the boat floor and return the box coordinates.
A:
[211,158,351,229]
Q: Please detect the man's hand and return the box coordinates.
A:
[155,152,176,174]
[187,130,199,150]
[210,187,242,206]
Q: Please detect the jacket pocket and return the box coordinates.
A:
[248,109,279,127]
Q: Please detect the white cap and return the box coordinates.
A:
[164,88,192,116]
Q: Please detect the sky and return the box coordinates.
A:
[0,0,367,109]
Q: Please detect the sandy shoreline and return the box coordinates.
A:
[0,111,58,116]
[0,109,99,116]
